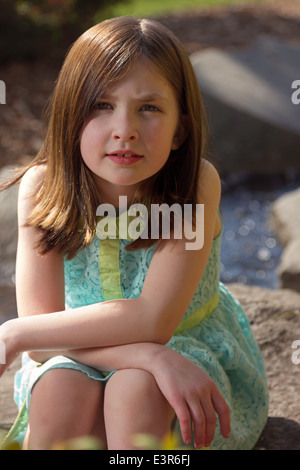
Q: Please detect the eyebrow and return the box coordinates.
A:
[100,92,169,103]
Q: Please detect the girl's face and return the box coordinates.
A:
[80,59,183,204]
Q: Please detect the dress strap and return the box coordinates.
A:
[174,291,219,335]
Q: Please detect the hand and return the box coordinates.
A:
[0,319,20,378]
[151,347,230,448]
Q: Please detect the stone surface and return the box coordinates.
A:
[190,36,300,176]
[271,187,300,247]
[0,166,19,287]
[277,239,300,291]
[0,356,20,430]
[271,187,300,292]
[228,283,300,450]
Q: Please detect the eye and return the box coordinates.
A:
[140,104,161,112]
[95,102,113,110]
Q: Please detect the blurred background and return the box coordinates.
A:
[0,0,300,296]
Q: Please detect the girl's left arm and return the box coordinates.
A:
[5,160,221,354]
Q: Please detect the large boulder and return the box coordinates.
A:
[228,283,300,450]
[190,36,300,176]
[271,187,300,292]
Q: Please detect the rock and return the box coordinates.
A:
[271,187,300,292]
[0,284,17,325]
[271,187,300,247]
[0,166,19,287]
[277,239,300,291]
[0,357,21,431]
[190,36,300,176]
[227,283,300,450]
[1,283,300,449]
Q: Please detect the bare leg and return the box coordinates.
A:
[104,369,175,450]
[23,368,106,450]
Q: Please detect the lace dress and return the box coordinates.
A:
[4,222,269,449]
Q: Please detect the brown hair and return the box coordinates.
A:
[1,16,209,258]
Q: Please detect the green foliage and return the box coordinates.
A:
[0,0,129,63]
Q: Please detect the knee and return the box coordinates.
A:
[104,369,174,450]
[106,369,159,404]
[31,368,103,410]
[104,369,170,419]
[27,369,104,448]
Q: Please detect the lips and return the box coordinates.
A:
[111,153,138,158]
[106,150,143,165]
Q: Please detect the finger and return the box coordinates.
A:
[200,398,217,447]
[188,401,206,449]
[174,400,193,446]
[211,391,231,439]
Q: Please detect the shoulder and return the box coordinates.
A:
[197,159,222,239]
[19,164,47,195]
[197,159,221,205]
[18,164,47,224]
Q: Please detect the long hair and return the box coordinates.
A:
[0,16,209,258]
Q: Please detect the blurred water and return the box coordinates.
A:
[220,174,299,290]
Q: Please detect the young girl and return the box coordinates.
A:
[0,16,268,450]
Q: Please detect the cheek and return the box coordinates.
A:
[80,122,100,156]
[147,121,177,151]
[79,132,90,164]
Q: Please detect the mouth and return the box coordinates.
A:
[111,153,138,157]
[106,150,143,165]
[107,150,143,157]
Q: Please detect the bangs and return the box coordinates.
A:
[75,18,144,112]
[70,17,186,117]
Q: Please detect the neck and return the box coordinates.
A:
[94,178,140,208]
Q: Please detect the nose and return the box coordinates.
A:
[112,111,138,142]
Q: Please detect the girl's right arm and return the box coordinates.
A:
[16,165,66,319]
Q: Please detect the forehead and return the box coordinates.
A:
[102,58,176,101]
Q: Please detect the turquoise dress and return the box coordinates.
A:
[4,218,268,449]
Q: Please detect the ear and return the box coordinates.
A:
[171,116,188,150]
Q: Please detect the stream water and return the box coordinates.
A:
[220,172,299,290]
